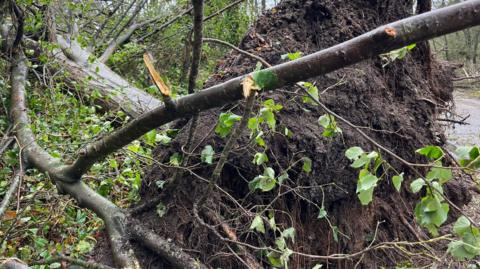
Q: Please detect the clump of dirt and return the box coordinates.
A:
[95,0,473,268]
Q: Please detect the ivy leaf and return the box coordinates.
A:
[351,154,370,168]
[416,146,444,160]
[250,215,265,234]
[410,178,425,193]
[263,99,283,111]
[414,195,449,236]
[332,226,339,242]
[215,112,242,138]
[253,152,269,165]
[247,117,262,132]
[453,216,471,236]
[448,241,478,261]
[302,157,312,173]
[277,173,289,184]
[318,207,327,219]
[455,146,473,160]
[261,108,276,131]
[144,130,157,146]
[49,263,61,269]
[255,131,266,147]
[267,251,283,267]
[345,147,364,161]
[392,173,404,192]
[249,167,277,192]
[318,114,342,137]
[281,227,296,242]
[281,51,302,61]
[356,170,379,205]
[169,153,182,166]
[426,166,453,183]
[318,114,331,128]
[252,69,278,90]
[201,145,214,164]
[301,82,319,105]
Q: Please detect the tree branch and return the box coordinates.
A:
[9,47,208,269]
[32,254,115,269]
[138,7,193,42]
[60,0,480,179]
[98,0,149,62]
[187,0,204,94]
[129,220,209,269]
[9,51,138,267]
[0,169,23,221]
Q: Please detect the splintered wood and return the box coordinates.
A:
[143,52,171,97]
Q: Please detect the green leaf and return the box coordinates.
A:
[277,173,289,184]
[453,216,471,236]
[356,171,379,205]
[275,237,286,250]
[448,240,478,261]
[357,171,379,192]
[253,152,269,165]
[155,133,171,145]
[455,146,473,160]
[351,154,369,168]
[49,263,61,269]
[282,227,296,242]
[201,145,214,164]
[169,153,182,166]
[261,108,276,131]
[301,82,319,105]
[332,226,339,242]
[345,147,364,161]
[410,178,425,193]
[250,215,265,234]
[302,157,312,173]
[255,131,266,147]
[426,166,452,183]
[263,99,283,111]
[318,207,327,219]
[312,264,323,269]
[281,51,302,61]
[264,167,275,178]
[144,130,157,146]
[414,195,449,235]
[249,167,277,192]
[357,186,375,205]
[392,173,404,192]
[215,112,242,138]
[252,69,278,89]
[267,251,283,267]
[457,146,480,168]
[318,114,342,138]
[269,215,276,230]
[416,146,444,160]
[318,114,331,128]
[247,117,261,132]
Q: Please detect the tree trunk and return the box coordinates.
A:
[53,36,162,118]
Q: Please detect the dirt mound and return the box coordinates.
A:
[98,0,472,268]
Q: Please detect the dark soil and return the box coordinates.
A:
[94,0,472,268]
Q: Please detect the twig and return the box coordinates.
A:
[31,254,115,269]
[0,169,23,221]
[203,37,270,67]
[436,117,470,125]
[452,74,480,81]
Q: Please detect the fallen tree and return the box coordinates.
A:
[2,0,480,268]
